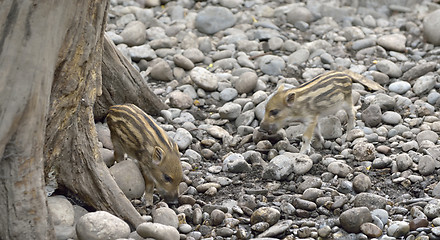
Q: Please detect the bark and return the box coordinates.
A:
[0,1,74,239]
[43,0,144,228]
[94,35,169,122]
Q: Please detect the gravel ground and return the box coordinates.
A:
[48,0,440,239]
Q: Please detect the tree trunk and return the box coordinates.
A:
[0,1,76,238]
[43,0,144,228]
[94,35,169,122]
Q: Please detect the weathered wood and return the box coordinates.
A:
[0,1,75,239]
[94,35,169,122]
[43,0,144,229]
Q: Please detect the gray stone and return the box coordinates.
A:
[401,62,437,81]
[418,155,436,176]
[354,193,387,210]
[353,173,371,193]
[129,44,157,61]
[396,153,413,172]
[423,9,440,46]
[387,221,410,238]
[361,104,382,127]
[382,111,402,125]
[153,207,179,229]
[257,220,293,238]
[169,91,193,109]
[218,102,242,120]
[262,153,312,180]
[286,7,314,24]
[195,6,236,35]
[173,128,192,151]
[258,55,286,76]
[424,200,440,219]
[388,81,411,94]
[353,142,376,161]
[377,34,406,52]
[319,116,342,139]
[376,59,402,78]
[417,130,439,144]
[327,161,353,178]
[190,67,219,91]
[109,160,145,200]
[150,59,173,82]
[339,207,372,233]
[250,207,281,226]
[222,153,251,173]
[220,88,238,102]
[288,48,310,65]
[413,74,437,96]
[137,222,180,240]
[183,48,205,63]
[352,38,376,51]
[235,71,258,94]
[120,21,147,47]
[47,196,75,226]
[235,110,255,127]
[173,54,194,70]
[76,211,130,240]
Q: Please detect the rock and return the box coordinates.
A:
[401,62,437,81]
[257,55,286,76]
[360,222,383,238]
[353,173,371,193]
[288,48,310,65]
[173,128,192,151]
[169,90,193,109]
[222,153,251,173]
[96,122,112,150]
[327,161,353,178]
[377,34,406,52]
[424,200,440,219]
[416,130,438,144]
[388,81,411,94]
[47,196,75,226]
[109,159,145,200]
[352,142,376,161]
[210,209,226,226]
[153,207,179,229]
[99,148,113,166]
[423,9,440,45]
[128,44,157,61]
[136,222,180,240]
[55,225,76,240]
[207,125,230,139]
[250,207,281,226]
[235,71,258,94]
[352,38,376,51]
[413,74,437,95]
[376,59,402,78]
[173,54,194,70]
[319,116,343,139]
[339,207,372,233]
[218,102,242,120]
[76,211,130,240]
[150,59,173,82]
[262,153,312,180]
[120,21,147,46]
[382,111,402,125]
[195,6,236,35]
[361,104,382,127]
[257,220,293,238]
[190,67,219,91]
[396,153,413,172]
[219,88,238,102]
[418,155,436,176]
[354,193,387,210]
[183,48,205,63]
[387,221,410,238]
[286,7,314,24]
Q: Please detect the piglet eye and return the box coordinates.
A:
[163,174,173,183]
[269,109,280,116]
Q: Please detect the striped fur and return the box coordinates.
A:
[260,71,356,154]
[107,104,182,205]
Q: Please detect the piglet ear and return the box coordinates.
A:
[285,92,296,106]
[152,147,164,165]
[277,84,285,92]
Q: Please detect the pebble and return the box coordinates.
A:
[47,196,75,226]
[250,207,280,226]
[377,34,406,52]
[137,222,180,240]
[387,221,410,238]
[120,21,147,46]
[389,81,412,94]
[423,9,440,45]
[339,207,372,233]
[376,59,402,78]
[153,207,179,229]
[195,6,236,35]
[382,111,402,125]
[109,159,145,199]
[190,67,219,91]
[222,153,251,173]
[76,211,130,240]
